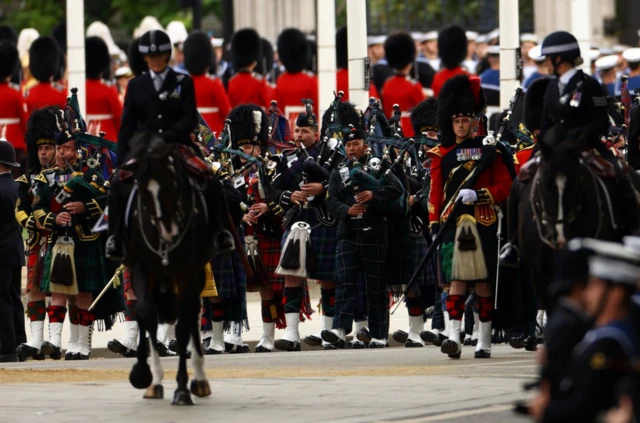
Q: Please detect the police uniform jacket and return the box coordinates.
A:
[0,172,25,267]
[117,68,198,165]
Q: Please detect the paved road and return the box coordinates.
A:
[0,345,536,423]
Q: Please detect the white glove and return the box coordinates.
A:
[457,189,478,204]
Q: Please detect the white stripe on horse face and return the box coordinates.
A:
[147,179,163,219]
[555,174,567,248]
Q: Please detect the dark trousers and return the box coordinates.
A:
[507,179,523,245]
[0,265,26,355]
[333,231,388,339]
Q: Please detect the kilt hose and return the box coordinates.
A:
[333,231,389,340]
[282,207,338,282]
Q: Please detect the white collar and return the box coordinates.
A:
[0,171,10,176]
[150,68,170,80]
[559,68,578,85]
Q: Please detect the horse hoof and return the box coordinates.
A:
[129,363,153,389]
[143,384,164,399]
[171,390,194,406]
[190,380,211,398]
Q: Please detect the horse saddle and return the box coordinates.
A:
[177,145,213,180]
[580,150,615,179]
[518,156,540,182]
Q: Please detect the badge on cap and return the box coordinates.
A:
[151,44,157,52]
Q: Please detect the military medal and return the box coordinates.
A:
[570,91,582,108]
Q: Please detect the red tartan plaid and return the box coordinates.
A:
[123,269,132,294]
[257,234,284,295]
[178,145,213,179]
[26,246,41,293]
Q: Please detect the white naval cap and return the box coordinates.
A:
[166,21,188,46]
[487,28,500,41]
[527,44,545,62]
[486,45,500,55]
[476,34,488,44]
[367,35,386,46]
[420,31,438,43]
[211,38,224,48]
[569,238,640,286]
[466,31,478,42]
[623,47,640,63]
[114,66,132,78]
[520,33,538,44]
[411,32,424,42]
[614,44,630,54]
[595,54,619,71]
[599,47,614,56]
[623,236,640,255]
[589,49,601,62]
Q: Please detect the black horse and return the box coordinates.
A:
[518,125,621,309]
[119,133,216,405]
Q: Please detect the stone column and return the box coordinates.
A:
[234,0,316,43]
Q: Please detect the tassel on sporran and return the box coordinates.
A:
[50,234,79,295]
[200,263,218,297]
[276,222,315,278]
[451,214,488,282]
[245,235,269,292]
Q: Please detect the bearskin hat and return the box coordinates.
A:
[277,28,310,74]
[411,98,439,135]
[184,31,214,76]
[85,36,110,79]
[336,26,348,69]
[524,77,552,132]
[127,38,148,76]
[25,106,60,174]
[411,61,436,88]
[0,40,18,80]
[228,104,269,150]
[320,101,363,137]
[51,21,66,51]
[437,74,486,145]
[307,38,317,73]
[255,38,274,76]
[0,24,17,43]
[438,25,468,69]
[230,28,262,69]
[29,36,61,83]
[384,32,416,70]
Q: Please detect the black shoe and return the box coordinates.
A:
[405,339,424,348]
[64,351,74,360]
[392,330,409,344]
[74,353,90,360]
[154,341,176,357]
[107,339,137,357]
[322,344,338,351]
[169,339,179,353]
[499,243,519,268]
[350,340,367,349]
[303,334,323,347]
[105,235,126,261]
[213,230,234,255]
[509,335,526,349]
[463,337,473,346]
[441,340,461,358]
[225,342,250,354]
[356,327,371,345]
[255,345,273,353]
[368,340,386,349]
[204,347,223,355]
[433,333,448,347]
[0,354,19,362]
[474,349,491,358]
[320,330,346,349]
[16,344,40,361]
[274,339,301,352]
[509,335,538,352]
[420,330,438,344]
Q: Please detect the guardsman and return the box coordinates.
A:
[428,74,512,359]
[85,37,122,142]
[275,28,318,127]
[227,29,271,109]
[0,41,27,173]
[183,30,231,135]
[479,46,500,107]
[25,36,67,118]
[431,25,468,97]
[335,26,380,102]
[380,32,426,137]
[594,55,618,96]
[15,107,58,361]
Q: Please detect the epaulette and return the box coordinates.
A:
[206,74,218,81]
[33,172,48,184]
[252,72,264,81]
[15,174,28,184]
[52,81,65,91]
[101,79,114,87]
[8,82,20,91]
[303,70,315,78]
[426,146,442,157]
[176,74,185,82]
[404,75,419,85]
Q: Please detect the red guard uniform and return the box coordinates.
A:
[275,71,318,128]
[431,67,467,97]
[513,145,535,175]
[25,82,67,119]
[192,74,232,135]
[336,68,380,101]
[0,82,28,153]
[227,71,272,109]
[85,79,123,142]
[381,74,425,137]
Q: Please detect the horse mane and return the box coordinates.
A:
[541,122,604,175]
[129,132,173,161]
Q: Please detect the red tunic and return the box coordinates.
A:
[336,68,380,101]
[85,79,123,142]
[380,75,425,137]
[431,67,467,97]
[0,83,27,151]
[514,145,535,175]
[227,71,272,109]
[25,82,67,119]
[192,74,232,135]
[427,141,512,227]
[275,71,318,129]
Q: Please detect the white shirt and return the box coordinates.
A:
[149,68,171,90]
[558,68,578,93]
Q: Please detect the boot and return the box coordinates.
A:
[41,322,63,360]
[107,321,138,357]
[204,321,224,354]
[155,323,177,357]
[420,328,440,344]
[304,315,331,347]
[406,316,424,348]
[474,321,492,358]
[350,320,367,349]
[65,323,79,360]
[255,322,276,353]
[75,324,93,360]
[440,319,462,358]
[224,330,250,354]
[274,313,301,351]
[392,327,409,344]
[433,311,451,347]
[498,243,519,268]
[106,181,125,261]
[321,328,346,349]
[368,338,387,349]
[16,320,45,361]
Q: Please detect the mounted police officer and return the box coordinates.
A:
[106,29,232,260]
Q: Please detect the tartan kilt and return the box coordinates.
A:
[40,237,111,294]
[386,218,413,294]
[256,234,284,295]
[26,244,42,293]
[282,208,338,281]
[411,234,438,285]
